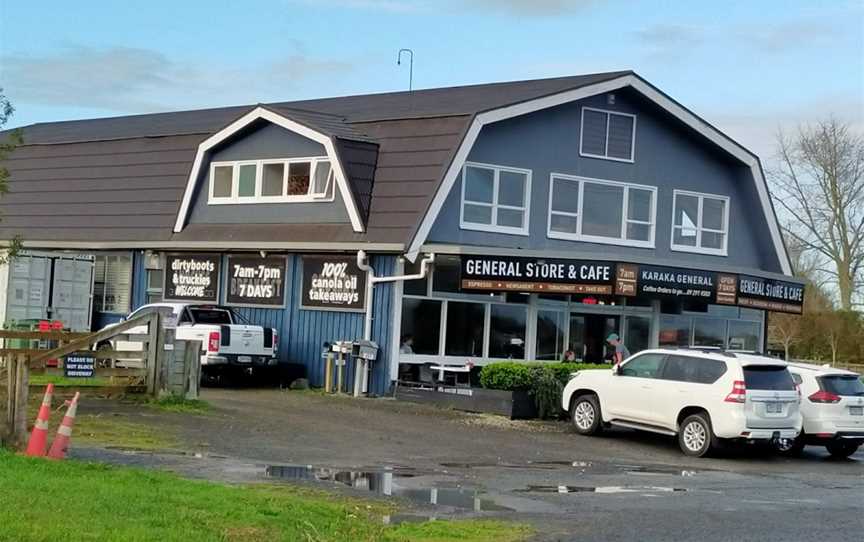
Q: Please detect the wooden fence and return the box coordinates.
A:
[0,311,177,448]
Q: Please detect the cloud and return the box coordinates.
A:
[733,20,838,53]
[633,23,704,61]
[459,0,596,16]
[291,0,595,16]
[1,45,354,114]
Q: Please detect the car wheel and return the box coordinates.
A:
[571,394,603,435]
[825,440,859,459]
[678,414,715,457]
[775,434,806,457]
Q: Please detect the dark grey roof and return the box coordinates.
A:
[1,70,634,246]
[12,71,632,145]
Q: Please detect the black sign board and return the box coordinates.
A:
[460,255,614,294]
[164,253,221,303]
[633,264,717,301]
[301,255,367,311]
[64,354,94,378]
[225,255,287,307]
[737,275,804,314]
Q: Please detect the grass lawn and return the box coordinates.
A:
[0,451,529,542]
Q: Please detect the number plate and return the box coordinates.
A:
[765,402,783,414]
[237,355,252,363]
[850,406,863,416]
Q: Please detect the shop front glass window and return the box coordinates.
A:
[659,315,691,347]
[400,298,442,355]
[536,310,565,361]
[625,315,651,355]
[432,255,461,294]
[693,318,726,348]
[727,320,761,351]
[489,304,526,359]
[445,301,485,357]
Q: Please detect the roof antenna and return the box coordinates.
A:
[397,48,414,91]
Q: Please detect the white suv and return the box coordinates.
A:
[562,348,802,457]
[778,363,864,458]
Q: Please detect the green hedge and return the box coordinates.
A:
[479,362,612,419]
[479,362,611,391]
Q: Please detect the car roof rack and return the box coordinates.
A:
[666,346,738,358]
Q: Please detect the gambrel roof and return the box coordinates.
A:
[0,70,792,274]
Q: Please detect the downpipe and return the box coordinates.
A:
[354,250,435,396]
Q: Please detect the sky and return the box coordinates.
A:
[0,0,862,161]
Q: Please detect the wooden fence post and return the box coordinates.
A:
[185,341,202,400]
[146,312,160,396]
[12,354,29,449]
[4,355,17,444]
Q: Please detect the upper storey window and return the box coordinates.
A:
[580,107,636,162]
[671,190,729,256]
[209,157,333,204]
[460,162,531,235]
[548,174,656,248]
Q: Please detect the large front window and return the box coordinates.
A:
[659,305,763,351]
[209,157,333,203]
[671,190,729,255]
[548,175,656,247]
[460,162,531,235]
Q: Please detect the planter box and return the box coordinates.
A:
[394,386,538,419]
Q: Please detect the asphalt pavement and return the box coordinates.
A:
[72,388,864,542]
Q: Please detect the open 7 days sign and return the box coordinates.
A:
[225,255,287,307]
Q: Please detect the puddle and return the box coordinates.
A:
[519,485,688,494]
[441,460,700,477]
[265,465,512,512]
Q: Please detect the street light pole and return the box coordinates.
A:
[396,48,414,91]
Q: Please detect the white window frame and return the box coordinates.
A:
[579,106,637,163]
[93,252,133,314]
[207,156,335,204]
[459,161,532,236]
[547,173,656,248]
[670,189,730,256]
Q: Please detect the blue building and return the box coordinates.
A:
[0,71,804,394]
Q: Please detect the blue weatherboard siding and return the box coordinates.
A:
[427,88,783,274]
[130,251,396,395]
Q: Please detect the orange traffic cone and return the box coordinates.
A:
[25,384,54,457]
[47,392,80,461]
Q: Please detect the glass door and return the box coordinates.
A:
[568,315,586,362]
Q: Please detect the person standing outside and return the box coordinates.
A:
[606,333,630,367]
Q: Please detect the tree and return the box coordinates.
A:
[769,118,864,310]
[0,87,23,265]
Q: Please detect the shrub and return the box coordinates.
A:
[479,361,613,419]
[478,362,533,391]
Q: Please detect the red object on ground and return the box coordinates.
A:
[47,392,80,460]
[51,321,64,330]
[38,320,51,332]
[25,384,55,457]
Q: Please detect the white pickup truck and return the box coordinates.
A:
[101,302,279,382]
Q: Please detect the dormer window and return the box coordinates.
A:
[579,107,636,162]
[208,157,334,204]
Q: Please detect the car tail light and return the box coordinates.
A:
[808,390,840,404]
[724,380,746,403]
[208,331,220,353]
[273,331,278,353]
